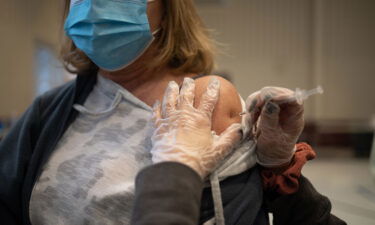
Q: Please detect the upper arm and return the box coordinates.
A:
[193,75,242,135]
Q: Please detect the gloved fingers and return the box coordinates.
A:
[152,100,162,127]
[246,106,262,138]
[198,77,220,118]
[245,87,295,131]
[258,101,281,130]
[177,77,195,109]
[151,121,171,142]
[214,123,243,159]
[245,90,261,114]
[243,91,261,139]
[245,87,295,114]
[250,108,262,129]
[278,102,305,134]
[242,112,252,138]
[279,101,304,121]
[259,87,295,105]
[162,81,179,118]
[245,90,264,127]
[200,124,242,176]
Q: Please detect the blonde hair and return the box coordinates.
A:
[60,0,216,75]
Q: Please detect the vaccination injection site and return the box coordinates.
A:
[1,0,375,224]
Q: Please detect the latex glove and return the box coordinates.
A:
[243,87,304,167]
[151,77,242,178]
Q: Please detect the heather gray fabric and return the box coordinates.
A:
[29,74,154,225]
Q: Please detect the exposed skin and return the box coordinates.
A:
[194,76,242,135]
[99,0,242,135]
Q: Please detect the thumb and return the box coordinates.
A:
[258,101,280,130]
[214,123,243,159]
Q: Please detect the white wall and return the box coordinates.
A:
[314,0,375,121]
[198,0,375,121]
[0,0,63,118]
[0,0,34,117]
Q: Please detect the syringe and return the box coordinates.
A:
[239,86,324,116]
[279,85,324,105]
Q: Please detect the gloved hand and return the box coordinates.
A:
[243,87,304,167]
[151,77,242,178]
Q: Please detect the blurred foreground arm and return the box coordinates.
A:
[132,162,203,225]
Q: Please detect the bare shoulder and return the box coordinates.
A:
[193,75,242,134]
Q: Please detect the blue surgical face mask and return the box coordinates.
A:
[64,0,156,71]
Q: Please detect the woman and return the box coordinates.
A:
[0,0,344,224]
[0,1,245,224]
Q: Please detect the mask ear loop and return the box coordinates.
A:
[146,0,163,37]
[152,28,161,36]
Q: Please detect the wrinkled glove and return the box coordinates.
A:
[151,77,242,178]
[243,87,304,167]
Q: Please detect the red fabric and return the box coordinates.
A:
[260,142,316,195]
